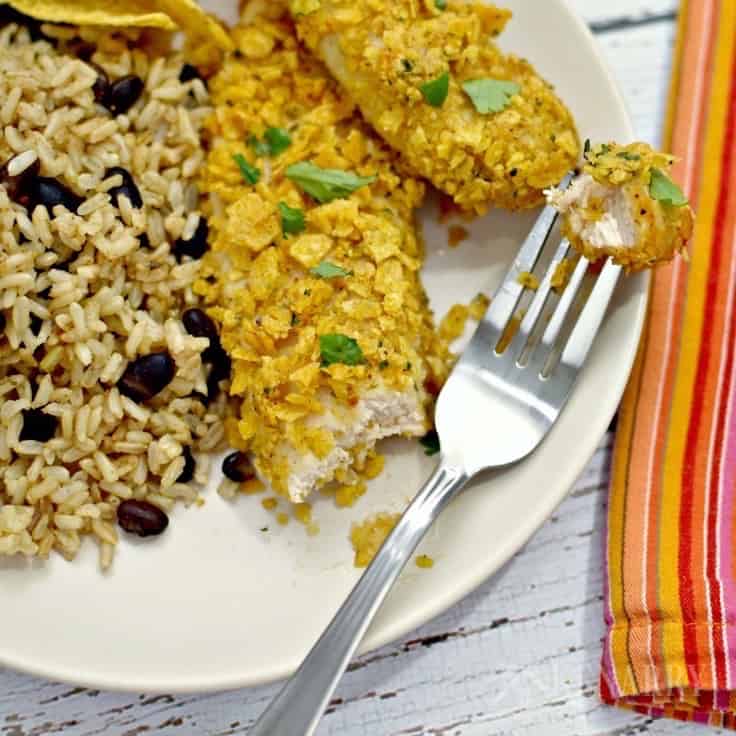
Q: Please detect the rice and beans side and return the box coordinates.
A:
[0,18,228,568]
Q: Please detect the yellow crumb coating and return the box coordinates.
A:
[350,512,400,567]
[517,271,539,290]
[415,554,435,569]
[562,141,694,271]
[290,0,579,213]
[335,481,367,508]
[550,258,574,291]
[197,1,452,499]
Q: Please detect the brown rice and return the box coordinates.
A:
[0,20,225,569]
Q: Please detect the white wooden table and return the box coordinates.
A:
[3,2,716,734]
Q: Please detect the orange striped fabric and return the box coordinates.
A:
[601,0,736,726]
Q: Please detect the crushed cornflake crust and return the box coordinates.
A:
[546,141,694,271]
[350,511,399,567]
[197,0,453,503]
[551,257,575,291]
[447,224,469,248]
[290,0,579,213]
[517,271,539,290]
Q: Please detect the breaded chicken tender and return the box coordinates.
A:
[290,0,580,213]
[546,141,694,271]
[196,0,451,502]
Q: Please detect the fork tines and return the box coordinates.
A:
[480,177,622,377]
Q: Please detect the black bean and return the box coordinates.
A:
[117,499,169,538]
[205,373,222,403]
[207,345,231,381]
[90,63,110,105]
[173,218,209,261]
[222,452,255,483]
[118,351,176,403]
[19,408,57,442]
[29,314,42,336]
[31,177,83,215]
[182,308,218,343]
[104,74,144,116]
[179,63,204,84]
[0,156,40,208]
[67,39,96,61]
[106,166,143,209]
[177,446,196,483]
[203,346,231,402]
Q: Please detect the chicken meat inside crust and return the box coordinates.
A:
[546,141,694,271]
[197,0,451,502]
[290,0,580,214]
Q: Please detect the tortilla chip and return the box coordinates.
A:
[0,0,177,30]
[155,0,232,49]
[0,0,233,49]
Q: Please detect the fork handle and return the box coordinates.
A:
[249,461,468,736]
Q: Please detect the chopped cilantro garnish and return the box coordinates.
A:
[248,127,292,157]
[649,168,688,207]
[278,201,305,238]
[310,261,352,279]
[378,360,389,370]
[462,78,520,114]
[264,127,292,156]
[247,135,270,157]
[617,151,641,161]
[319,334,365,367]
[286,162,376,203]
[420,430,441,456]
[233,154,260,185]
[420,71,450,107]
[599,144,611,155]
[435,0,447,9]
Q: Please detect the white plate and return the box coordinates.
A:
[0,0,645,692]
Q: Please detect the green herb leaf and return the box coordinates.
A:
[462,78,520,114]
[420,430,440,456]
[248,128,292,157]
[617,152,641,161]
[435,0,447,9]
[286,162,376,203]
[247,135,271,157]
[310,261,353,279]
[319,333,365,367]
[278,201,305,238]
[420,71,450,107]
[233,154,260,185]
[649,168,688,207]
[264,127,292,156]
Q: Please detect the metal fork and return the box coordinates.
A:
[249,178,623,736]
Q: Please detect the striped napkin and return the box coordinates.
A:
[600,0,736,727]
